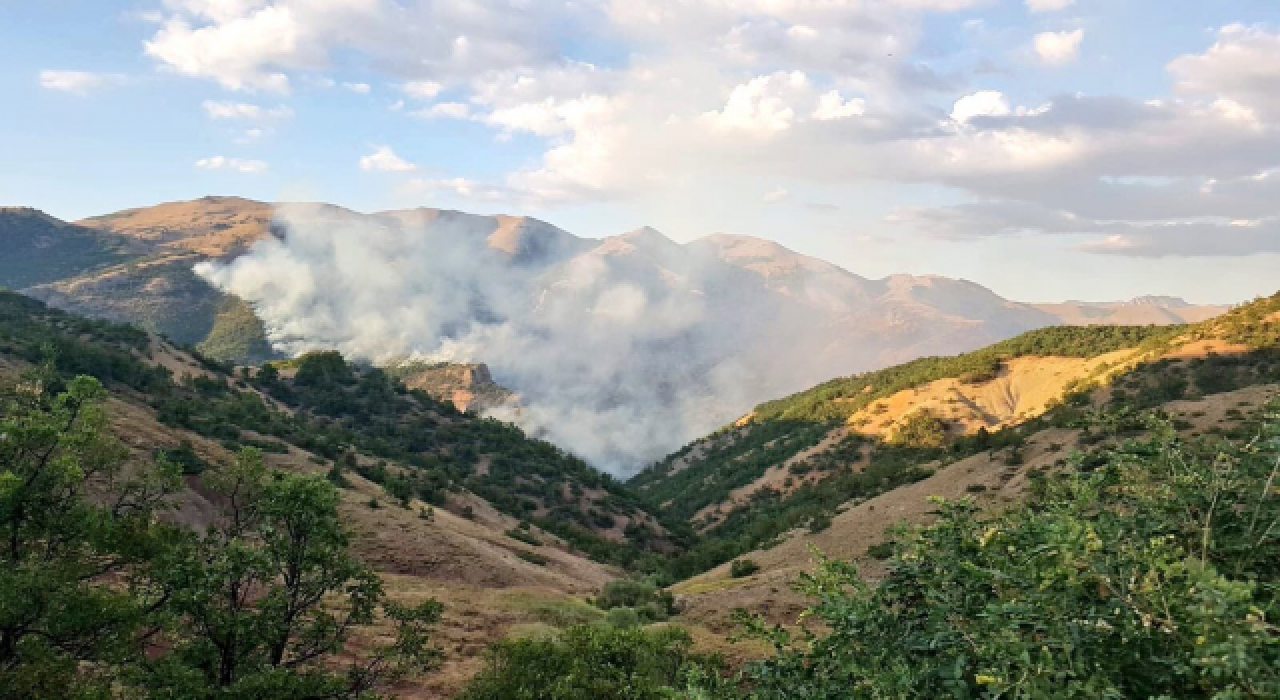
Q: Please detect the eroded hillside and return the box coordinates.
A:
[634,293,1280,585]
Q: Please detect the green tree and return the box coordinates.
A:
[0,371,179,699]
[887,409,948,449]
[143,449,442,699]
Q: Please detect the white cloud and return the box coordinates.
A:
[236,128,266,143]
[38,70,125,95]
[950,90,1011,123]
[401,80,442,100]
[145,4,303,92]
[202,100,294,119]
[1170,25,1280,120]
[1034,28,1084,65]
[701,72,808,136]
[343,82,371,93]
[195,155,268,173]
[144,0,573,93]
[812,91,866,121]
[416,102,471,119]
[139,3,1280,264]
[1026,0,1074,13]
[359,146,417,172]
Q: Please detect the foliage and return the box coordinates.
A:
[0,367,442,698]
[728,559,759,578]
[594,579,676,623]
[1210,291,1280,349]
[141,449,443,699]
[0,291,170,393]
[0,371,179,699]
[196,296,276,365]
[460,625,728,700]
[738,411,1280,698]
[886,409,948,449]
[156,439,209,475]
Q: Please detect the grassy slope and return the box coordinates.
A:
[664,296,1280,639]
[0,291,668,565]
[635,293,1280,581]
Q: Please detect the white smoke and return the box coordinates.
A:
[194,205,768,474]
[195,204,1050,476]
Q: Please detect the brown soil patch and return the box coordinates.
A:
[674,383,1280,634]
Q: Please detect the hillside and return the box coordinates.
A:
[2,198,1232,475]
[633,292,1280,585]
[0,291,684,696]
[0,206,137,289]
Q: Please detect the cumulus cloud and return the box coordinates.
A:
[144,0,580,92]
[812,91,866,120]
[39,70,126,95]
[202,100,294,119]
[1170,25,1280,120]
[1034,28,1084,65]
[195,155,268,173]
[950,90,1011,123]
[358,146,417,172]
[701,72,808,135]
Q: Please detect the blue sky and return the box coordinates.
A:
[3,0,1279,304]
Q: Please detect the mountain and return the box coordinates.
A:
[631,291,1280,596]
[0,206,137,289]
[0,198,1231,474]
[1031,296,1228,325]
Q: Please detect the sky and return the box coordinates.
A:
[3,0,1279,305]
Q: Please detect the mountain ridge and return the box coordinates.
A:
[1,197,1233,474]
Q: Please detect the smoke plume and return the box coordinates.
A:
[195,203,1047,476]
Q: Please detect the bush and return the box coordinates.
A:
[460,625,729,700]
[729,559,760,578]
[595,579,675,621]
[888,409,949,449]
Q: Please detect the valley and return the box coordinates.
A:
[0,199,1275,698]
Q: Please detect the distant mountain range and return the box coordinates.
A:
[0,197,1232,472]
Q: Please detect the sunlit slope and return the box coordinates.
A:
[635,293,1280,582]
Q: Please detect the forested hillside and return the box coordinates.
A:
[633,293,1280,580]
[0,291,669,564]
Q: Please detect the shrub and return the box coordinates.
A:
[729,559,761,578]
[595,579,675,620]
[460,625,729,700]
[888,409,949,449]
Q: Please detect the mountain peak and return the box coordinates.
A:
[1127,295,1191,309]
[617,226,677,247]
